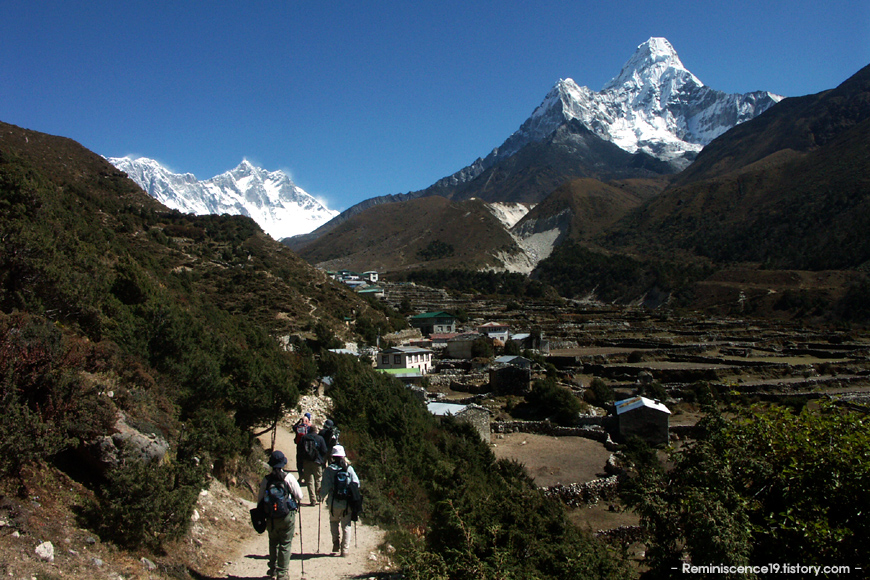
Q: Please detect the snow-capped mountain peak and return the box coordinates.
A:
[109,156,338,240]
[436,37,783,188]
[603,37,700,91]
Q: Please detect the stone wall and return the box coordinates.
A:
[543,475,619,507]
[594,525,647,545]
[456,406,491,443]
[491,420,608,442]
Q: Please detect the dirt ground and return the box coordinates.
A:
[490,431,642,534]
[175,396,395,580]
[217,415,391,580]
[490,432,614,488]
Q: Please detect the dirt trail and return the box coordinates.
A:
[221,425,390,580]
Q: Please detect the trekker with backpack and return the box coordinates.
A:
[257,450,303,580]
[298,430,327,506]
[292,413,313,480]
[320,445,361,557]
[318,419,340,456]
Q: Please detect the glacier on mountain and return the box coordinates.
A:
[440,37,783,187]
[108,157,338,240]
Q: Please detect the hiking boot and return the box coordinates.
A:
[340,548,348,557]
[332,542,340,553]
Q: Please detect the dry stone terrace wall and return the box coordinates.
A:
[543,476,620,507]
[491,420,609,442]
[382,280,870,413]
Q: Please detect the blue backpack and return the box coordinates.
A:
[260,473,296,518]
[334,467,351,502]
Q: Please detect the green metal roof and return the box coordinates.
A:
[410,311,454,320]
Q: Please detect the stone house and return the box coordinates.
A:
[493,355,532,369]
[427,402,491,442]
[445,332,485,359]
[489,365,531,395]
[614,396,671,445]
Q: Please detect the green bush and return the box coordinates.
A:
[527,378,583,426]
[585,377,614,405]
[0,313,116,476]
[624,403,870,573]
[327,358,629,578]
[416,240,455,261]
[84,455,207,551]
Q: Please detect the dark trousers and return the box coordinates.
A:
[266,510,296,579]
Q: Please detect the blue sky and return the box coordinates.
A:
[3,1,868,211]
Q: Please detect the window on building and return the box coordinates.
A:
[394,355,401,365]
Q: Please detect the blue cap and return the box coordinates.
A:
[268,450,288,468]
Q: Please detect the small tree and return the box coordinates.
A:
[502,338,522,356]
[584,377,614,405]
[528,378,583,426]
[470,337,494,359]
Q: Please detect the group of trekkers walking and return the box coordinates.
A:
[255,413,361,580]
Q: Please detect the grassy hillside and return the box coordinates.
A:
[0,120,398,550]
[606,118,870,270]
[515,177,666,242]
[0,121,631,579]
[295,195,523,272]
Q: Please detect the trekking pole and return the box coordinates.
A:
[354,520,357,549]
[317,501,322,552]
[298,507,304,576]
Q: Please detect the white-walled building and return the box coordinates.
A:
[478,322,510,342]
[377,346,434,374]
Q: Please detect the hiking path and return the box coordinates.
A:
[220,423,391,580]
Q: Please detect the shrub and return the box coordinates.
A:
[327,359,630,578]
[84,455,207,551]
[0,313,116,476]
[527,378,583,426]
[585,377,614,405]
[624,403,870,572]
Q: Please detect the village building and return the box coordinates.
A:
[426,402,491,442]
[507,332,551,354]
[409,311,457,336]
[429,332,459,349]
[445,332,486,359]
[493,355,532,369]
[477,321,510,342]
[355,285,385,298]
[362,271,379,283]
[377,345,433,374]
[614,396,671,445]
